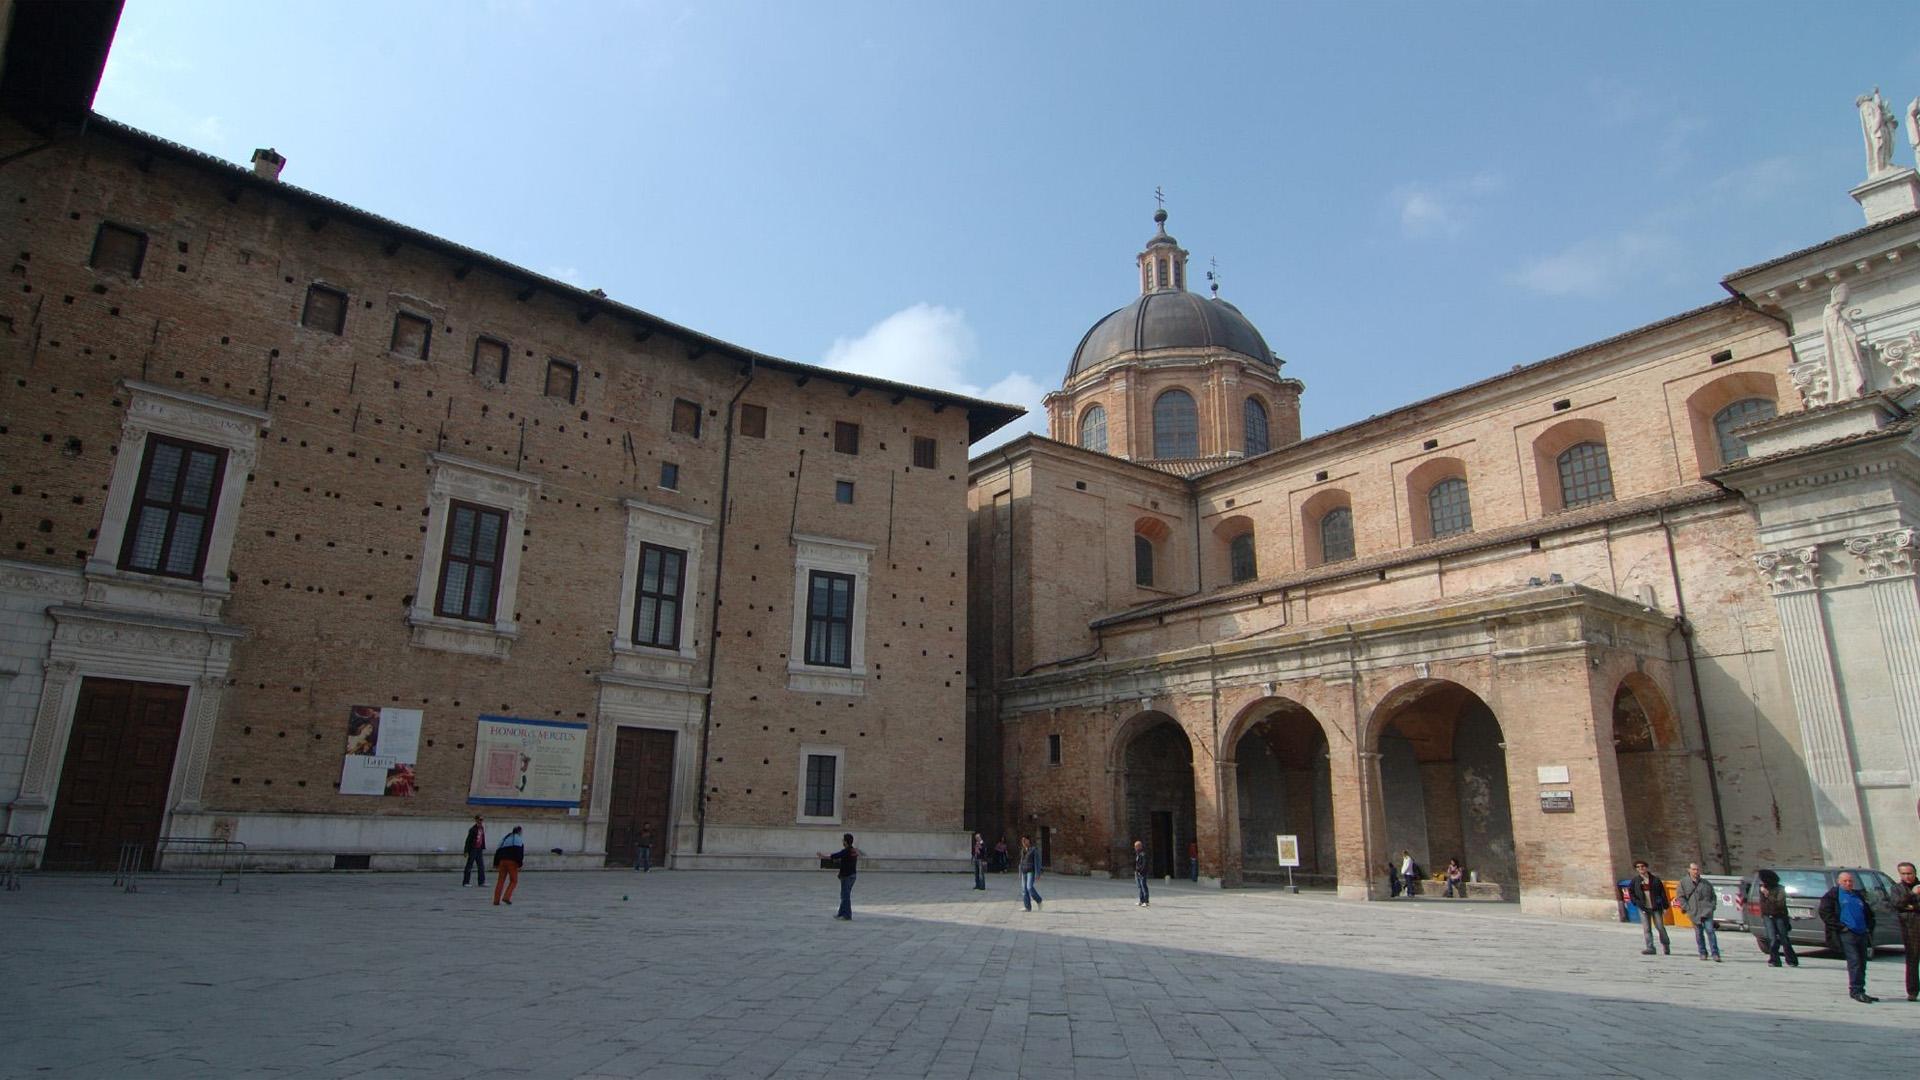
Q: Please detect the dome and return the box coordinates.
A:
[1068,290,1275,379]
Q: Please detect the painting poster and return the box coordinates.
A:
[339,706,423,797]
[1275,834,1300,868]
[467,715,589,807]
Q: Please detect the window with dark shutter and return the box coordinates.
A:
[118,435,227,579]
[434,501,509,622]
[631,543,686,650]
[89,222,148,277]
[912,436,937,469]
[804,754,837,818]
[301,284,347,334]
[672,399,702,437]
[833,421,860,455]
[803,570,855,667]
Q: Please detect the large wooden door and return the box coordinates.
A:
[604,727,675,867]
[46,678,189,870]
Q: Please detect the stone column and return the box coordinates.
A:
[1753,546,1870,865]
[1842,528,1920,790]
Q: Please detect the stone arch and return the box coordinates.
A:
[1613,675,1694,870]
[1078,402,1109,453]
[1300,487,1353,568]
[1224,696,1334,887]
[1152,388,1199,458]
[1365,679,1517,899]
[1531,417,1609,513]
[1133,516,1172,588]
[1209,514,1256,585]
[1111,710,1196,879]
[1405,456,1470,543]
[1683,371,1780,473]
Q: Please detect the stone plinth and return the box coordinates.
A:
[1851,167,1920,224]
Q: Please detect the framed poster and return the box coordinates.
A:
[468,715,589,807]
[1275,834,1300,868]
[339,706,422,797]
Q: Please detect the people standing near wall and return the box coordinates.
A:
[1187,838,1199,882]
[818,833,860,921]
[1756,869,1798,969]
[1820,871,1878,1003]
[1399,850,1418,898]
[1444,858,1466,898]
[1133,839,1150,907]
[634,823,653,873]
[1678,862,1722,962]
[1628,861,1671,955]
[1892,861,1919,1002]
[491,826,525,906]
[1019,836,1044,912]
[461,814,487,888]
[1386,859,1402,898]
[972,832,986,890]
[993,837,1010,873]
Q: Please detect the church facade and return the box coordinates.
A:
[968,129,1920,917]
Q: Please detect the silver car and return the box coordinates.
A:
[1739,866,1907,951]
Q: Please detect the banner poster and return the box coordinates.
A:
[468,715,589,808]
[339,706,423,797]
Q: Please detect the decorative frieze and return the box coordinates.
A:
[1752,546,1821,594]
[1843,527,1916,579]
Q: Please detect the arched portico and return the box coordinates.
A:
[1366,679,1517,899]
[1225,697,1335,887]
[1612,673,1699,872]
[1111,711,1196,879]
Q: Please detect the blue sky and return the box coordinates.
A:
[95,1,1920,450]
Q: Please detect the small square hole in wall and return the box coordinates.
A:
[1552,398,1571,411]
[1074,480,1086,490]
[1710,349,1733,364]
[660,462,679,490]
[1315,470,1329,482]
[835,480,854,504]
[1422,438,1439,450]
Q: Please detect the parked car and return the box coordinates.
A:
[1739,866,1907,951]
[1703,874,1745,928]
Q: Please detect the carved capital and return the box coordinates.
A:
[1843,528,1917,579]
[1878,330,1920,391]
[1789,360,1831,409]
[1753,546,1821,594]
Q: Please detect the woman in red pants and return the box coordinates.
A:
[491,826,525,905]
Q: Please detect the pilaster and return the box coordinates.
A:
[1841,528,1920,788]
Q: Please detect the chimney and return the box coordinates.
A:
[250,147,285,182]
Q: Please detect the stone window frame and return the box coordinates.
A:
[88,220,148,278]
[672,398,703,438]
[90,381,269,600]
[301,282,348,335]
[795,743,846,825]
[786,534,872,696]
[407,453,538,659]
[472,335,510,383]
[612,500,710,670]
[1047,733,1063,767]
[544,358,579,404]
[432,501,510,623]
[738,402,768,439]
[389,310,433,361]
[117,434,229,581]
[630,543,687,651]
[1079,404,1108,453]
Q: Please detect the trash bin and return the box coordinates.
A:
[1667,880,1694,929]
[1619,879,1639,922]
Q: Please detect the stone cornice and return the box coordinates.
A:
[1722,212,1920,302]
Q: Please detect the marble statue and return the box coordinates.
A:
[1908,96,1920,161]
[1822,283,1869,402]
[1858,88,1899,176]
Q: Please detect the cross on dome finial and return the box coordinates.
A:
[1153,185,1165,210]
[1207,257,1220,298]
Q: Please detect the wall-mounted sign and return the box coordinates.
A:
[339,706,422,797]
[1536,765,1571,785]
[1539,789,1575,813]
[1275,835,1300,867]
[468,715,588,807]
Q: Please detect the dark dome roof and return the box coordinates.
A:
[1068,290,1275,379]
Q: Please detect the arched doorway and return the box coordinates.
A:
[1232,700,1333,886]
[1613,675,1692,870]
[1370,680,1516,897]
[1115,713,1196,879]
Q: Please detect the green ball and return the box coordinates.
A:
[623,895,629,901]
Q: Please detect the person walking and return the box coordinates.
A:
[633,823,653,872]
[1628,861,1671,955]
[1399,850,1418,898]
[972,832,987,891]
[1678,862,1722,962]
[461,814,487,888]
[491,826,525,906]
[1133,839,1150,907]
[1444,858,1466,899]
[1818,871,1877,1003]
[818,833,860,921]
[1019,836,1044,912]
[1755,869,1799,969]
[1187,838,1200,882]
[1893,861,1920,1002]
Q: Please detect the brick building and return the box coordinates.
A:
[0,4,1018,870]
[970,179,1920,916]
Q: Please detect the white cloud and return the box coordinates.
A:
[544,265,585,285]
[1512,230,1679,298]
[1389,173,1504,240]
[1394,187,1461,239]
[822,303,1045,448]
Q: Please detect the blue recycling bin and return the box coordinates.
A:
[1618,879,1641,922]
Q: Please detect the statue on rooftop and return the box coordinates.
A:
[1858,88,1899,177]
[1822,283,1869,402]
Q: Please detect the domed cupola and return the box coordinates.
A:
[1045,205,1304,464]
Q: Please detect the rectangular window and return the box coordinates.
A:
[835,480,854,504]
[1047,733,1062,766]
[631,542,686,649]
[89,222,147,277]
[544,359,578,403]
[301,284,347,335]
[833,421,860,455]
[434,501,509,622]
[672,399,702,438]
[804,753,837,818]
[739,403,767,438]
[473,336,509,381]
[912,436,937,469]
[660,462,679,490]
[391,312,432,360]
[803,570,855,668]
[118,435,227,579]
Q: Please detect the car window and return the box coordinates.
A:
[1775,870,1827,897]
[1862,872,1892,902]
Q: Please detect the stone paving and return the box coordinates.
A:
[0,868,1910,1079]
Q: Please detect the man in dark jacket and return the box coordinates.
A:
[817,833,860,921]
[1893,862,1920,1002]
[1677,862,1721,962]
[1133,839,1150,907]
[1627,861,1671,956]
[461,814,486,888]
[1818,871,1877,1003]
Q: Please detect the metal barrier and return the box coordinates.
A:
[152,837,247,891]
[114,840,143,892]
[0,833,49,891]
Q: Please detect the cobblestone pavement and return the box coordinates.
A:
[1,868,1910,1078]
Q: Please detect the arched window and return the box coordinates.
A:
[1243,397,1270,457]
[1134,534,1154,587]
[1153,389,1198,458]
[1427,477,1472,539]
[1079,405,1108,453]
[1319,507,1354,563]
[1713,397,1776,464]
[1228,533,1257,583]
[1557,442,1614,509]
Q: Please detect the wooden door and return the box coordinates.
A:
[605,727,675,867]
[46,678,189,870]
